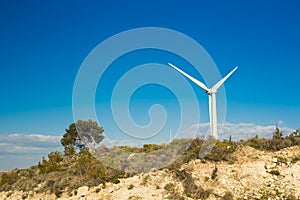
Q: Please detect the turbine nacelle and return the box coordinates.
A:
[206,89,217,95]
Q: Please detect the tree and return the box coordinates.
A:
[61,120,104,155]
[76,119,105,152]
[273,126,283,139]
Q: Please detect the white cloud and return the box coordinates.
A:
[182,122,294,140]
[0,134,62,170]
[0,133,62,154]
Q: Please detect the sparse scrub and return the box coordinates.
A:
[141,174,151,186]
[128,195,143,200]
[222,191,234,200]
[164,182,176,192]
[166,194,185,200]
[0,171,19,188]
[287,129,300,146]
[286,194,297,200]
[244,137,294,151]
[244,126,300,151]
[291,155,300,163]
[164,182,185,200]
[128,184,134,190]
[211,166,218,180]
[269,169,280,176]
[38,151,63,174]
[204,141,237,163]
[174,169,212,199]
[95,187,101,193]
[276,156,287,164]
[167,139,238,171]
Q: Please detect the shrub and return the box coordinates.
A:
[166,194,185,200]
[141,174,150,186]
[205,141,237,163]
[211,166,218,180]
[142,144,163,152]
[291,155,300,163]
[174,169,212,199]
[269,170,280,176]
[38,151,63,174]
[245,137,294,151]
[0,172,19,187]
[164,182,176,192]
[287,130,300,145]
[128,184,134,190]
[222,191,234,200]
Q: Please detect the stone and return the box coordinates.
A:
[77,186,89,197]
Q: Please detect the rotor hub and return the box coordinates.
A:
[207,89,217,95]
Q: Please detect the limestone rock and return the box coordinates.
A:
[77,186,89,197]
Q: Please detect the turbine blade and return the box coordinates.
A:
[168,63,209,92]
[212,66,238,90]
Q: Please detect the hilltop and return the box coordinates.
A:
[0,129,300,199]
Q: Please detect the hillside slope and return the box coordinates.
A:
[1,145,299,200]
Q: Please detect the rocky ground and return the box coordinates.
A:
[1,145,299,200]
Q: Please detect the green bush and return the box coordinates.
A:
[38,151,63,174]
[204,141,237,163]
[269,170,280,176]
[211,166,218,180]
[0,171,19,187]
[141,174,150,186]
[128,184,134,190]
[291,155,300,163]
[244,137,294,151]
[164,182,176,192]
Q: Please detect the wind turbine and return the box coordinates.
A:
[168,63,238,139]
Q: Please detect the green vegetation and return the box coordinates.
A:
[244,127,300,151]
[0,123,299,196]
[38,151,63,174]
[291,154,300,163]
[119,143,164,153]
[211,166,218,180]
[61,119,104,155]
[164,182,184,199]
[173,169,213,199]
[269,169,280,176]
[164,182,176,192]
[140,174,151,186]
[222,191,234,200]
[273,126,283,139]
[128,183,134,190]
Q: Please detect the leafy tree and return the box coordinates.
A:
[61,120,104,155]
[273,126,283,139]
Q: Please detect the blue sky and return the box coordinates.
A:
[0,0,300,169]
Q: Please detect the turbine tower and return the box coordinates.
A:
[168,63,238,139]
